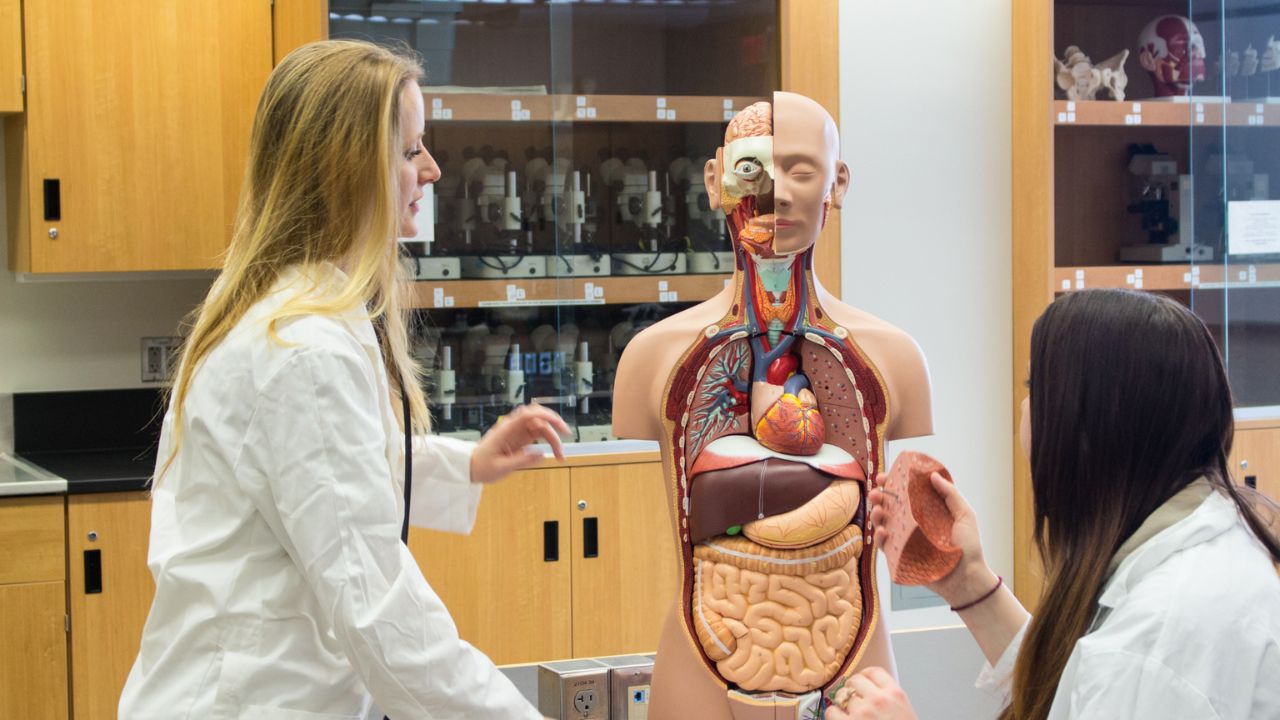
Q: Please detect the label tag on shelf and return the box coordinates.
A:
[1075,269,1085,290]
[1228,200,1280,255]
[1135,268,1144,289]
[584,282,595,300]
[434,287,445,308]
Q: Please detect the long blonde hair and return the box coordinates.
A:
[159,40,431,482]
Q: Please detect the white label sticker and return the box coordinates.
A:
[1259,103,1266,113]
[1239,270,1248,281]
[1058,112,1067,123]
[657,97,667,108]
[576,108,586,119]
[1067,112,1076,122]
[723,98,733,109]
[522,109,532,121]
[444,296,454,307]
[506,284,517,301]
[442,108,452,120]
[511,100,522,110]
[594,286,604,298]
[668,109,677,120]
[432,109,442,120]
[657,109,666,120]
[1196,113,1205,123]
[1228,200,1280,255]
[516,288,527,300]
[432,98,443,109]
[1135,277,1143,289]
[584,282,594,299]
[586,107,596,119]
[659,280,669,290]
[1062,279,1071,291]
[577,96,587,107]
[434,288,445,307]
[669,291,678,302]
[1126,273,1135,285]
[724,110,735,121]
[1132,103,1142,113]
[1067,101,1076,112]
[512,111,522,121]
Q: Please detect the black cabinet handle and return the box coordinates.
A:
[43,179,61,221]
[1245,475,1258,489]
[583,517,599,559]
[84,550,102,594]
[543,521,559,562]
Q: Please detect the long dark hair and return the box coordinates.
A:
[1002,289,1280,720]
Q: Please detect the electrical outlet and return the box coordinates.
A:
[141,337,180,383]
[573,689,597,716]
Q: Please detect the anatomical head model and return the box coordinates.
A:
[1138,15,1207,97]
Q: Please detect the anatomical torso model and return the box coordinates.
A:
[613,92,933,720]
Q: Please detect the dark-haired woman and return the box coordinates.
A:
[829,289,1280,720]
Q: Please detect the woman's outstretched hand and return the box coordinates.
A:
[470,404,570,484]
[868,471,995,608]
[825,667,917,720]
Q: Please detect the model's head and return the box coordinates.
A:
[162,40,434,483]
[704,92,848,259]
[1005,289,1279,720]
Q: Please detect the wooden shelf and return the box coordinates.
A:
[1054,263,1280,291]
[423,92,764,124]
[1054,99,1280,127]
[410,273,731,310]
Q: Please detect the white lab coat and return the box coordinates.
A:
[119,265,541,720]
[978,491,1280,719]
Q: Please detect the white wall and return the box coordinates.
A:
[0,139,210,451]
[838,0,1014,634]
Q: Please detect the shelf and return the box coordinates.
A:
[410,273,732,310]
[1054,263,1280,291]
[423,92,765,124]
[1054,100,1280,128]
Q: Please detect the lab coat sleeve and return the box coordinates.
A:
[247,347,541,720]
[974,617,1029,702]
[1061,650,1221,720]
[408,434,484,535]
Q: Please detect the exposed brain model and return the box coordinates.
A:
[613,92,934,720]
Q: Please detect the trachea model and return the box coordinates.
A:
[613,93,934,720]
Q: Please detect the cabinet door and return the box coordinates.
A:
[1232,427,1280,502]
[569,462,678,658]
[0,0,20,113]
[67,492,154,720]
[0,581,68,720]
[20,1,272,272]
[409,467,572,665]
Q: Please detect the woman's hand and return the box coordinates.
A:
[868,471,995,608]
[470,404,570,485]
[826,667,917,720]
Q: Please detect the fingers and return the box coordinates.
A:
[846,672,879,701]
[532,418,566,461]
[859,666,897,689]
[931,471,974,519]
[490,447,547,479]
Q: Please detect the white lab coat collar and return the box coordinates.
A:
[1097,490,1238,609]
[267,261,381,351]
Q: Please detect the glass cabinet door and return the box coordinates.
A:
[328,1,779,443]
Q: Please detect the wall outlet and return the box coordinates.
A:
[141,337,180,383]
[573,689,598,716]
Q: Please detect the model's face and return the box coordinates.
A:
[397,82,440,238]
[772,93,845,256]
[720,135,776,257]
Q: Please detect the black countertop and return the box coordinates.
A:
[14,388,163,495]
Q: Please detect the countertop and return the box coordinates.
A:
[0,452,67,496]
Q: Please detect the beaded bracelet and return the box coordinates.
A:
[950,575,1003,613]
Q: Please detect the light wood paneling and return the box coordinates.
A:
[5,114,30,271]
[67,492,154,720]
[569,462,678,658]
[1011,0,1054,611]
[19,0,272,272]
[0,0,21,113]
[409,468,573,665]
[273,0,329,64]
[0,582,68,720]
[1232,427,1280,503]
[779,0,841,297]
[0,496,65,584]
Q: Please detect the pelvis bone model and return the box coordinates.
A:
[611,92,932,720]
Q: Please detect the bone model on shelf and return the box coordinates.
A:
[1054,45,1130,101]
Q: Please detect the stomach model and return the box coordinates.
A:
[662,248,890,702]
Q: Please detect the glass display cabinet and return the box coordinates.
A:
[326,0,780,444]
[1014,0,1280,607]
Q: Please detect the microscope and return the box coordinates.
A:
[460,152,545,279]
[603,156,687,276]
[671,156,731,274]
[1121,145,1212,263]
[529,156,610,278]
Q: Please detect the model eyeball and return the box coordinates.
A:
[733,159,763,182]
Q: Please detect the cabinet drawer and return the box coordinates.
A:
[0,496,65,584]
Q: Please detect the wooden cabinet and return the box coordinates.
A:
[0,0,20,113]
[570,462,678,659]
[410,468,574,665]
[66,492,153,720]
[6,1,273,273]
[409,459,675,665]
[0,496,67,720]
[1232,425,1280,503]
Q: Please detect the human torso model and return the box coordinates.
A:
[613,93,933,720]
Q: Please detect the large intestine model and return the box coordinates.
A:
[660,101,888,719]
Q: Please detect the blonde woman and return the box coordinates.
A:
[119,41,562,719]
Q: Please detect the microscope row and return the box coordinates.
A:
[410,309,674,442]
[403,146,737,281]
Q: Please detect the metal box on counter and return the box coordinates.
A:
[537,655,653,720]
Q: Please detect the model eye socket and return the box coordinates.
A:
[733,159,763,181]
